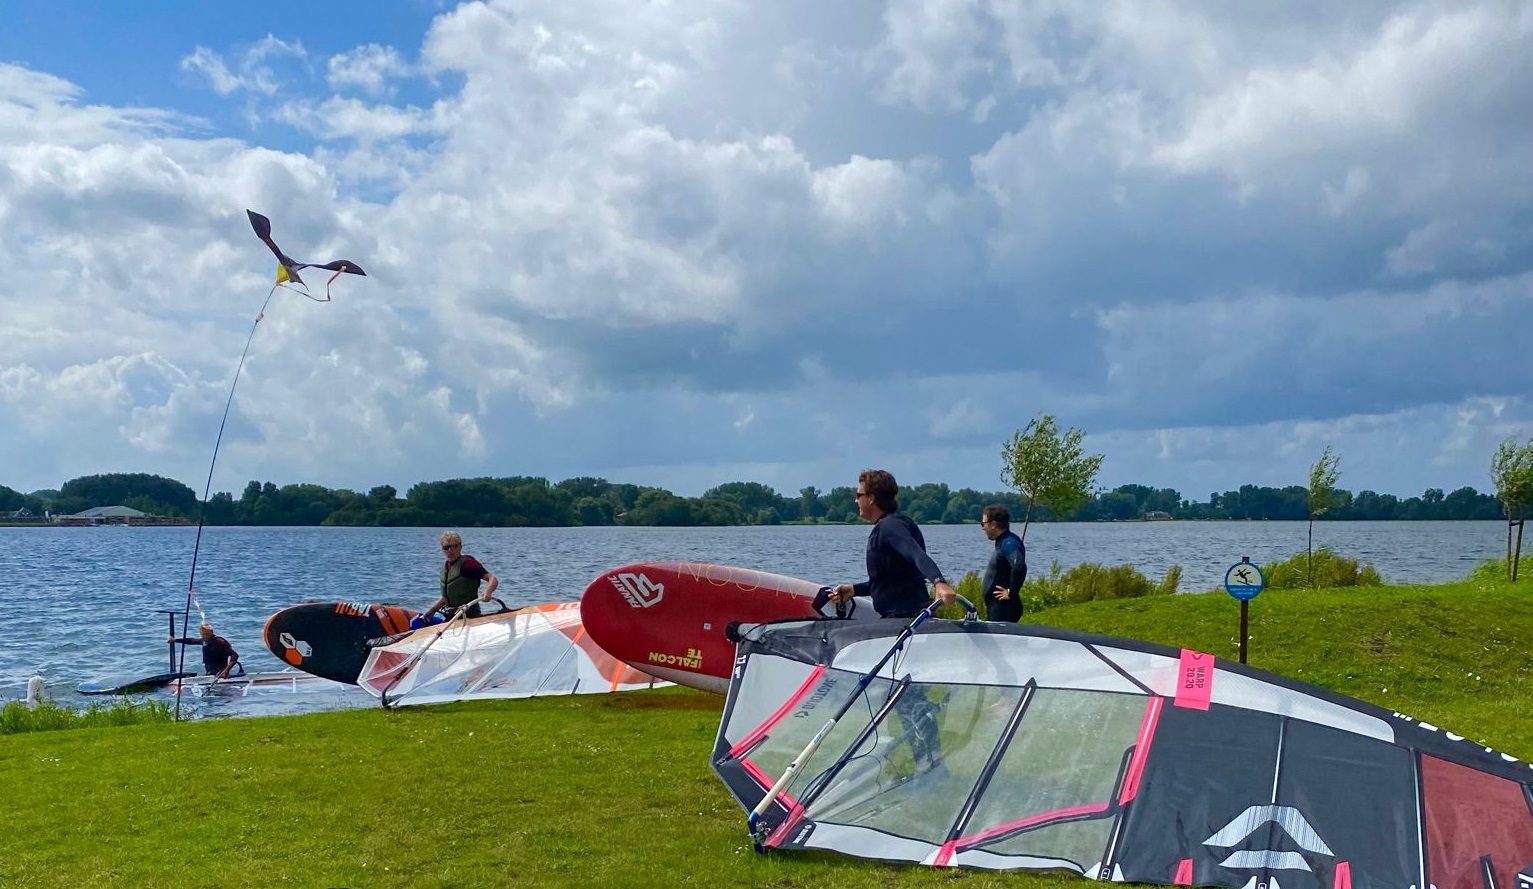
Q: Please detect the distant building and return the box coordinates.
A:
[55,505,186,526]
[1143,510,1174,521]
[2,507,41,522]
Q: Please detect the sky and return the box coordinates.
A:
[2,0,1531,502]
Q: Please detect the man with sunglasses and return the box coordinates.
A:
[979,505,1026,623]
[829,468,955,778]
[829,469,957,619]
[419,530,499,623]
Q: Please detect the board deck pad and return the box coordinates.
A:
[580,561,861,693]
[262,602,417,684]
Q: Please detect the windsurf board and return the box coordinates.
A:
[579,561,868,694]
[262,601,417,684]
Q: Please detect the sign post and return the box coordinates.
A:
[1223,557,1265,664]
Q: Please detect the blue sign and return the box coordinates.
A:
[1224,560,1265,601]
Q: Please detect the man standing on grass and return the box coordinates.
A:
[979,505,1026,623]
[829,468,956,776]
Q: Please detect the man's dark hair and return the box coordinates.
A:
[859,469,899,512]
[982,504,1011,529]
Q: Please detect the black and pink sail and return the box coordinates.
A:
[713,619,1533,888]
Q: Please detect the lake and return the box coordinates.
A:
[0,520,1508,716]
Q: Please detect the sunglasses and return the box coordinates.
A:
[441,543,461,551]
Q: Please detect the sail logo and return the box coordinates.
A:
[647,648,703,669]
[793,678,838,718]
[1205,805,1335,877]
[611,572,664,608]
[277,632,313,666]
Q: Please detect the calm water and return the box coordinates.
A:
[0,521,1506,716]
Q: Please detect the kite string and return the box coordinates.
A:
[174,284,279,721]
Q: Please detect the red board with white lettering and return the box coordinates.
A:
[579,561,828,694]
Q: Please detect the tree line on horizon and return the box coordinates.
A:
[0,471,1509,527]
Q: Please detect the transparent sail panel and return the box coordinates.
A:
[962,688,1147,865]
[806,682,1023,844]
[737,666,902,804]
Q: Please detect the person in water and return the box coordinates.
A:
[979,504,1027,623]
[418,531,499,624]
[829,469,955,776]
[168,622,243,679]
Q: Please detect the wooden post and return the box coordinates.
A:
[1239,600,1249,665]
[155,609,179,674]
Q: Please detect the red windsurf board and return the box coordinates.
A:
[580,561,856,694]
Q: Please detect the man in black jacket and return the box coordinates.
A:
[829,469,955,775]
[980,504,1027,623]
[829,469,957,617]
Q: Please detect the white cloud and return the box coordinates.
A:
[180,36,309,98]
[2,0,1532,502]
[327,44,413,96]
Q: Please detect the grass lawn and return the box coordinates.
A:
[3,574,1529,888]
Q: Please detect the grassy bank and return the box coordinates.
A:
[3,575,1530,888]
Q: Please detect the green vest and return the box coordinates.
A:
[440,559,480,607]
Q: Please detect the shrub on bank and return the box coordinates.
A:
[1263,547,1383,589]
[1463,556,1533,584]
[1,698,173,735]
[943,562,1181,620]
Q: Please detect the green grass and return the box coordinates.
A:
[3,574,1531,888]
[2,699,173,735]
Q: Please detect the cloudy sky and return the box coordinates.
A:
[2,0,1531,502]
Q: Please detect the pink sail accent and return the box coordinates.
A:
[767,801,807,848]
[957,802,1110,848]
[729,665,827,757]
[1174,649,1214,710]
[1333,861,1352,889]
[933,840,957,867]
[1173,857,1194,885]
[1118,695,1165,804]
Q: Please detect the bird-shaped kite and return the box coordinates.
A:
[246,209,367,301]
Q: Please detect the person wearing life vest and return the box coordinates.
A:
[417,531,498,625]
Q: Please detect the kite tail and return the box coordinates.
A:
[174,284,280,721]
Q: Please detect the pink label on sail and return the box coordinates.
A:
[1174,649,1213,710]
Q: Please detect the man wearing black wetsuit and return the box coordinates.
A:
[980,504,1027,623]
[830,469,956,775]
[169,622,243,678]
[830,469,957,618]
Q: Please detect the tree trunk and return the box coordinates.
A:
[1515,518,1525,583]
[1307,517,1315,587]
[1020,495,1034,542]
[1510,518,1517,582]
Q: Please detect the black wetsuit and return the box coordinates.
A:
[850,510,947,771]
[852,512,947,618]
[172,634,244,676]
[981,530,1027,623]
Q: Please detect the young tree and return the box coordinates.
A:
[1490,436,1533,581]
[1000,415,1104,541]
[1307,444,1341,587]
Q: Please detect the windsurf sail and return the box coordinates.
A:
[358,602,667,707]
[713,618,1533,887]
